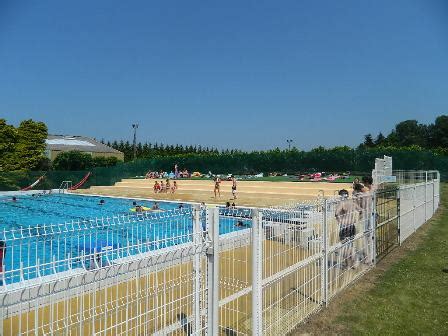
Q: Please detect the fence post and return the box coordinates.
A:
[321,199,329,306]
[252,209,263,335]
[413,186,416,233]
[207,207,220,335]
[425,171,428,221]
[193,205,202,334]
[372,192,377,265]
[397,188,402,246]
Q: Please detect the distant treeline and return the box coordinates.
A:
[104,140,230,162]
[1,115,447,191]
[360,115,448,150]
[106,115,448,162]
[2,146,447,190]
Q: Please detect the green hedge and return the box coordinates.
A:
[1,148,447,191]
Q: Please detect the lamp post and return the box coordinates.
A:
[132,124,139,160]
[286,139,293,150]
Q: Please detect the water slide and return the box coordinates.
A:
[21,175,45,191]
[69,172,92,190]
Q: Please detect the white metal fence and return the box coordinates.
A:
[396,171,440,244]
[0,171,440,335]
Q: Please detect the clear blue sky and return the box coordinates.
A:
[1,0,447,150]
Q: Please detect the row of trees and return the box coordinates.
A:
[52,151,120,171]
[3,145,447,191]
[2,115,447,175]
[0,119,48,171]
[104,140,232,161]
[361,115,448,149]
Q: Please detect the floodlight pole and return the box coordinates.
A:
[132,123,139,160]
[287,139,293,150]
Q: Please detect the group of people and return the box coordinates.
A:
[153,179,178,193]
[334,176,374,269]
[145,165,191,180]
[145,171,170,179]
[213,175,237,199]
[132,201,161,213]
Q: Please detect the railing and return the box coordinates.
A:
[0,208,194,284]
[0,170,441,336]
[58,180,72,193]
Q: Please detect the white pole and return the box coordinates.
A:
[321,199,328,306]
[193,205,201,334]
[413,186,416,233]
[372,193,377,265]
[251,209,263,335]
[207,207,219,335]
[425,171,428,221]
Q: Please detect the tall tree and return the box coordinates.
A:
[0,119,17,171]
[430,115,448,148]
[387,120,426,147]
[375,132,386,146]
[363,134,375,147]
[14,119,48,170]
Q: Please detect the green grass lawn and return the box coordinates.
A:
[334,183,448,335]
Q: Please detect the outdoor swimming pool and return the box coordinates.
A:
[0,193,252,284]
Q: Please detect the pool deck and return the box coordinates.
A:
[73,179,352,207]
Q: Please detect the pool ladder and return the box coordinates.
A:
[59,181,73,193]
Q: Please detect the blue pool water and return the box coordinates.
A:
[0,193,251,283]
[0,193,183,227]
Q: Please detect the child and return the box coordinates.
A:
[165,179,171,193]
[153,181,161,193]
[171,181,178,193]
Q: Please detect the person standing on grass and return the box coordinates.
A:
[231,175,237,200]
[214,176,221,198]
[335,189,362,269]
[0,241,6,285]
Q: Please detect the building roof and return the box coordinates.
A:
[46,135,123,154]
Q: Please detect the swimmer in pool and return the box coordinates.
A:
[235,220,245,227]
[98,199,105,205]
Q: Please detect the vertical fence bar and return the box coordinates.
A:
[425,171,428,221]
[396,190,401,246]
[372,192,378,265]
[251,209,263,335]
[321,199,328,306]
[193,205,201,334]
[432,179,435,215]
[207,207,219,336]
[412,185,416,234]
